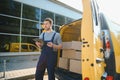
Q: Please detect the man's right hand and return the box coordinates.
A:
[35,41,41,48]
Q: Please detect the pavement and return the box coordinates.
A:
[0,68,58,80]
[0,68,35,80]
[29,75,58,80]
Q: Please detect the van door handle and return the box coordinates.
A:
[96,58,104,63]
[100,48,105,53]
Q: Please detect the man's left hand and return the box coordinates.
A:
[47,42,53,47]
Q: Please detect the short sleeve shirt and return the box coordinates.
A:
[39,31,62,45]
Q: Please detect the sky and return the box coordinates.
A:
[57,0,120,25]
[57,0,83,12]
[97,0,120,24]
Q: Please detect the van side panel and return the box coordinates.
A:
[108,22,120,73]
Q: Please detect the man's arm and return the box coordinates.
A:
[35,33,44,48]
[47,33,62,49]
[53,43,62,49]
[47,42,62,49]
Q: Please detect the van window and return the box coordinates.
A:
[21,45,28,49]
[29,45,36,51]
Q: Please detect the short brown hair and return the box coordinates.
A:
[44,18,53,25]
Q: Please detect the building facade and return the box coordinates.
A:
[0,0,82,72]
[0,0,81,72]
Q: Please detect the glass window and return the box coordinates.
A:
[66,17,74,24]
[21,45,28,49]
[55,14,65,25]
[29,45,37,51]
[23,4,40,21]
[21,36,39,52]
[0,16,20,34]
[41,9,54,22]
[55,26,60,33]
[0,0,21,17]
[52,26,55,30]
[0,34,20,52]
[21,36,38,44]
[22,20,39,36]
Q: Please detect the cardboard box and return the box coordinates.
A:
[58,58,69,70]
[62,41,82,50]
[69,59,82,74]
[62,49,81,60]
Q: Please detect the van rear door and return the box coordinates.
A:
[81,0,106,80]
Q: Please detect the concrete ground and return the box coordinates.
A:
[0,68,58,80]
[29,75,58,80]
[0,68,36,80]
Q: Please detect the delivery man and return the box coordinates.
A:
[35,18,62,80]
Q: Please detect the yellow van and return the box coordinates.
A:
[4,43,40,52]
[55,0,120,80]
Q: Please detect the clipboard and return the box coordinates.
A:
[33,38,43,42]
[33,38,44,47]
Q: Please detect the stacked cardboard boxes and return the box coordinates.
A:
[62,49,81,60]
[62,41,82,50]
[58,57,69,70]
[69,59,81,74]
[58,41,82,74]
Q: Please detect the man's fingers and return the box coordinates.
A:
[47,42,53,47]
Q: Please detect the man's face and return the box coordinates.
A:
[43,21,51,31]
